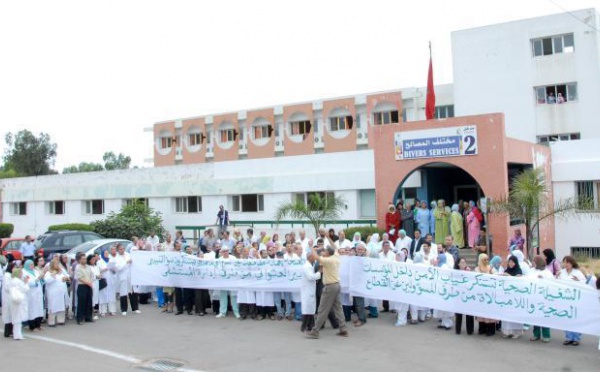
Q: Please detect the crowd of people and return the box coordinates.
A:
[1,214,599,348]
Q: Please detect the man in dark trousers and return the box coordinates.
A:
[306,245,348,339]
[215,205,229,238]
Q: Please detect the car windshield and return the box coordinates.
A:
[66,242,97,255]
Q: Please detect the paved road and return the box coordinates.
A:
[2,304,599,372]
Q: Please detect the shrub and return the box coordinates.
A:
[47,223,94,232]
[91,201,165,240]
[0,223,14,238]
[343,225,384,243]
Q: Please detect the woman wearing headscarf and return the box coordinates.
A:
[367,233,381,259]
[474,254,497,336]
[385,204,401,244]
[408,253,427,324]
[23,258,45,331]
[511,250,531,276]
[501,256,524,339]
[401,202,415,238]
[9,268,30,340]
[542,248,561,277]
[433,200,449,245]
[528,255,553,342]
[44,259,69,326]
[416,201,432,236]
[391,250,411,327]
[433,254,454,330]
[351,232,362,248]
[2,261,15,338]
[450,204,465,248]
[489,255,504,275]
[466,201,481,248]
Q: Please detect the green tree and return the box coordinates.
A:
[91,200,164,240]
[3,130,57,176]
[274,193,346,237]
[0,166,19,179]
[491,167,598,259]
[63,162,105,174]
[103,151,131,170]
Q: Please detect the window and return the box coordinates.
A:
[231,194,264,212]
[290,120,311,135]
[174,196,202,213]
[537,132,580,145]
[295,192,335,210]
[434,105,455,119]
[62,235,83,247]
[535,83,577,104]
[48,201,65,215]
[253,125,270,140]
[359,189,376,218]
[10,202,27,216]
[575,181,599,210]
[124,198,148,207]
[373,110,399,125]
[189,133,202,146]
[160,136,173,149]
[532,34,574,57]
[329,116,353,131]
[219,129,235,143]
[84,200,104,215]
[571,246,600,259]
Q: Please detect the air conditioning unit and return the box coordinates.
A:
[315,137,319,143]
[357,133,363,139]
[276,140,280,146]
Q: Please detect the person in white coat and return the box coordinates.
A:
[44,259,69,326]
[300,253,321,332]
[2,262,15,338]
[114,243,138,316]
[9,268,30,340]
[216,247,240,318]
[23,259,45,331]
[98,249,117,316]
[237,247,257,320]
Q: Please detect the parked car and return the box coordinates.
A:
[35,230,105,259]
[65,239,133,261]
[0,238,26,260]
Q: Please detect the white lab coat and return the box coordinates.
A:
[97,259,115,305]
[9,277,30,323]
[23,270,44,320]
[1,272,12,324]
[300,261,321,315]
[114,253,131,296]
[44,271,68,314]
[90,265,100,306]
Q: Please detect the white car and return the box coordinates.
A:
[65,239,132,261]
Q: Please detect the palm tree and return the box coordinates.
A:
[274,193,346,237]
[492,167,597,260]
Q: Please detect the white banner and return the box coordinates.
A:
[131,251,304,292]
[348,257,600,336]
[132,252,600,336]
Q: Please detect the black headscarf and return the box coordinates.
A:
[504,255,522,276]
[543,248,556,266]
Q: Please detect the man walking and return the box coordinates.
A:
[215,205,229,238]
[19,235,36,261]
[305,246,348,339]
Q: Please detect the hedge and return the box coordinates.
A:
[0,223,14,238]
[343,225,384,243]
[47,223,95,232]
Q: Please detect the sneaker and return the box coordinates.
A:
[93,315,99,320]
[121,312,127,316]
[395,321,406,327]
[530,337,540,341]
[305,330,319,339]
[541,338,551,343]
[235,314,241,319]
[134,310,141,314]
[216,313,226,318]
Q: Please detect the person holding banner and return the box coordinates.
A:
[501,256,524,339]
[528,255,553,343]
[216,247,240,319]
[305,246,348,339]
[300,253,321,332]
[558,256,586,346]
[474,254,497,336]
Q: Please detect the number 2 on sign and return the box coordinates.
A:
[463,135,476,155]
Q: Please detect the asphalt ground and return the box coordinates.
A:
[2,303,599,372]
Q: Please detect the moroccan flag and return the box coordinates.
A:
[425,43,435,120]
